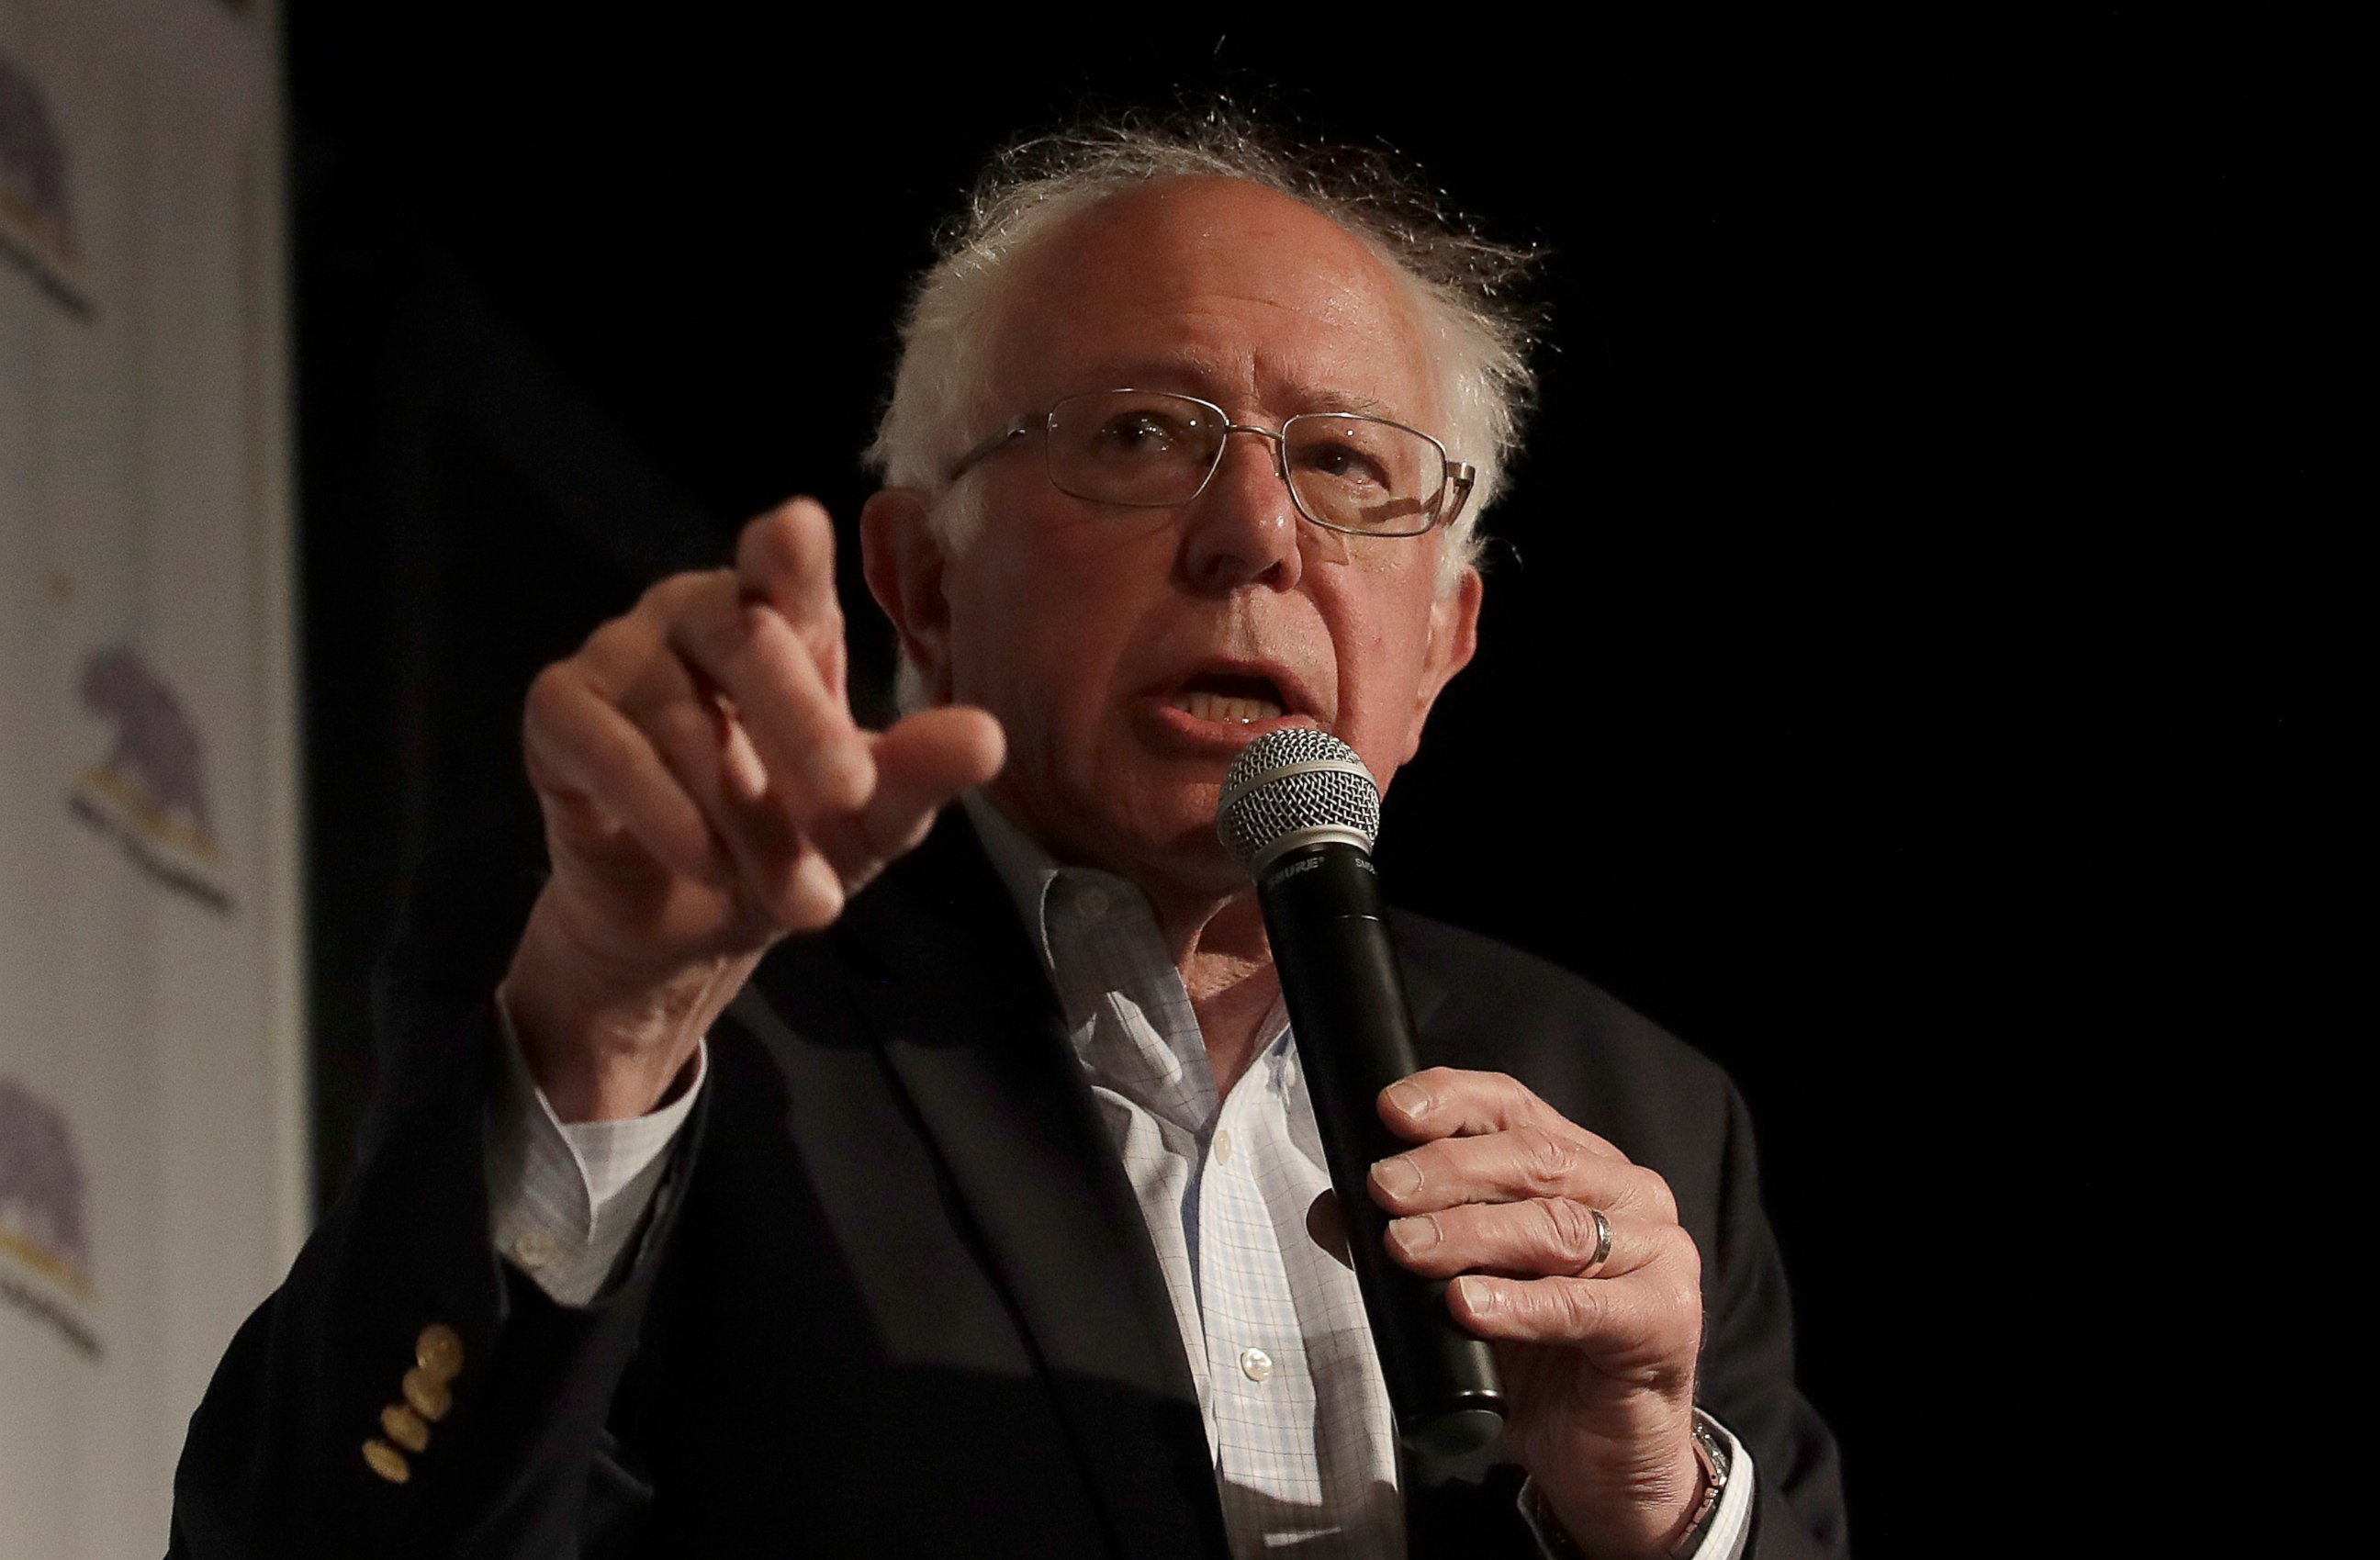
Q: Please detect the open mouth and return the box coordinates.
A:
[1167,671,1287,725]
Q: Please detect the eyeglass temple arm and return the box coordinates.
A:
[946,421,1034,484]
[1442,462,1478,527]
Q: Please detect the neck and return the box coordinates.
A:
[967,793,1285,1100]
[1151,885,1281,1101]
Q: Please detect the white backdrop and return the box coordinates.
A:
[0,0,302,1554]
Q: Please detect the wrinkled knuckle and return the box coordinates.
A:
[1552,1280,1600,1336]
[1536,1197,1594,1265]
[1613,1163,1669,1218]
[1520,1128,1577,1192]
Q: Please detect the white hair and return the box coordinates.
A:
[866,108,1544,709]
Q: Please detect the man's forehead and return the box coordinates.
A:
[1042,353,1397,414]
[993,176,1437,415]
[1029,178,1402,307]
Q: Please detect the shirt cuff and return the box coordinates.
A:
[482,995,707,1306]
[1514,1409,1756,1560]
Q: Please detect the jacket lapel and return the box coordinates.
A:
[1397,923,1452,1042]
[833,813,1229,1560]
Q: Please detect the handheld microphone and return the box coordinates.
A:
[1216,729,1505,1474]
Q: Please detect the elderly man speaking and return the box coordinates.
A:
[172,116,1844,1559]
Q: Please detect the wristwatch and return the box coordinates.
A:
[1667,1414,1733,1557]
[1516,1413,1734,1560]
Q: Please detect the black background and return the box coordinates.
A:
[286,9,2330,1552]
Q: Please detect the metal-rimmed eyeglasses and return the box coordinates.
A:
[945,389,1476,539]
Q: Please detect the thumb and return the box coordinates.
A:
[859,706,1006,861]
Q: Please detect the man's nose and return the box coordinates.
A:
[1177,431,1305,595]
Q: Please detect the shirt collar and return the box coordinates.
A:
[960,790,1292,1064]
[964,790,1090,970]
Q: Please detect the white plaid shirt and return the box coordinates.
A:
[488,798,1755,1557]
[969,798,1406,1557]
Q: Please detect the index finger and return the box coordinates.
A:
[736,499,845,648]
[1377,1067,1628,1160]
[667,590,873,815]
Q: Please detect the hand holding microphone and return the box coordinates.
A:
[1220,732,1711,1554]
[1217,730,1505,1469]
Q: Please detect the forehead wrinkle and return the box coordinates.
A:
[982,178,1448,444]
[1050,297,1426,423]
[1047,353,1398,422]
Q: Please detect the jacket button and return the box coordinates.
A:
[415,1323,465,1382]
[401,1366,452,1423]
[362,1439,410,1484]
[380,1403,431,1453]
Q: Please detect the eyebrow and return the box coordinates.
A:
[1295,387,1391,417]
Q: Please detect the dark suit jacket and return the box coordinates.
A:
[169,813,1847,1558]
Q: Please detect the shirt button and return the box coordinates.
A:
[1079,886,1111,917]
[511,1229,557,1269]
[1239,1346,1274,1383]
[1213,1129,1234,1165]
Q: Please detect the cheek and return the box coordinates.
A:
[943,536,1133,724]
[1336,559,1440,667]
[943,549,1040,715]
[1326,577,1444,760]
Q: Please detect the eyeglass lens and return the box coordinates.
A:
[1045,391,1444,535]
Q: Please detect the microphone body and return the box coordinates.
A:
[1218,731,1505,1473]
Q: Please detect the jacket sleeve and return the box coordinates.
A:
[1699,1081,1847,1560]
[167,838,702,1560]
[165,992,706,1559]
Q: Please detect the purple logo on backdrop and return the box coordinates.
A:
[68,643,234,913]
[0,1078,100,1357]
[0,48,90,317]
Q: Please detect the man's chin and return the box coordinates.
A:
[1045,797,1248,899]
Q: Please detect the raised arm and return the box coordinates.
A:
[505,498,1003,1121]
[169,499,1002,1558]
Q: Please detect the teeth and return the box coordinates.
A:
[1173,690,1285,724]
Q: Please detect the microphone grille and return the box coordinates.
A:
[1215,728,1382,876]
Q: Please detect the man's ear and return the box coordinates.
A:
[860,488,953,702]
[1397,564,1484,766]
